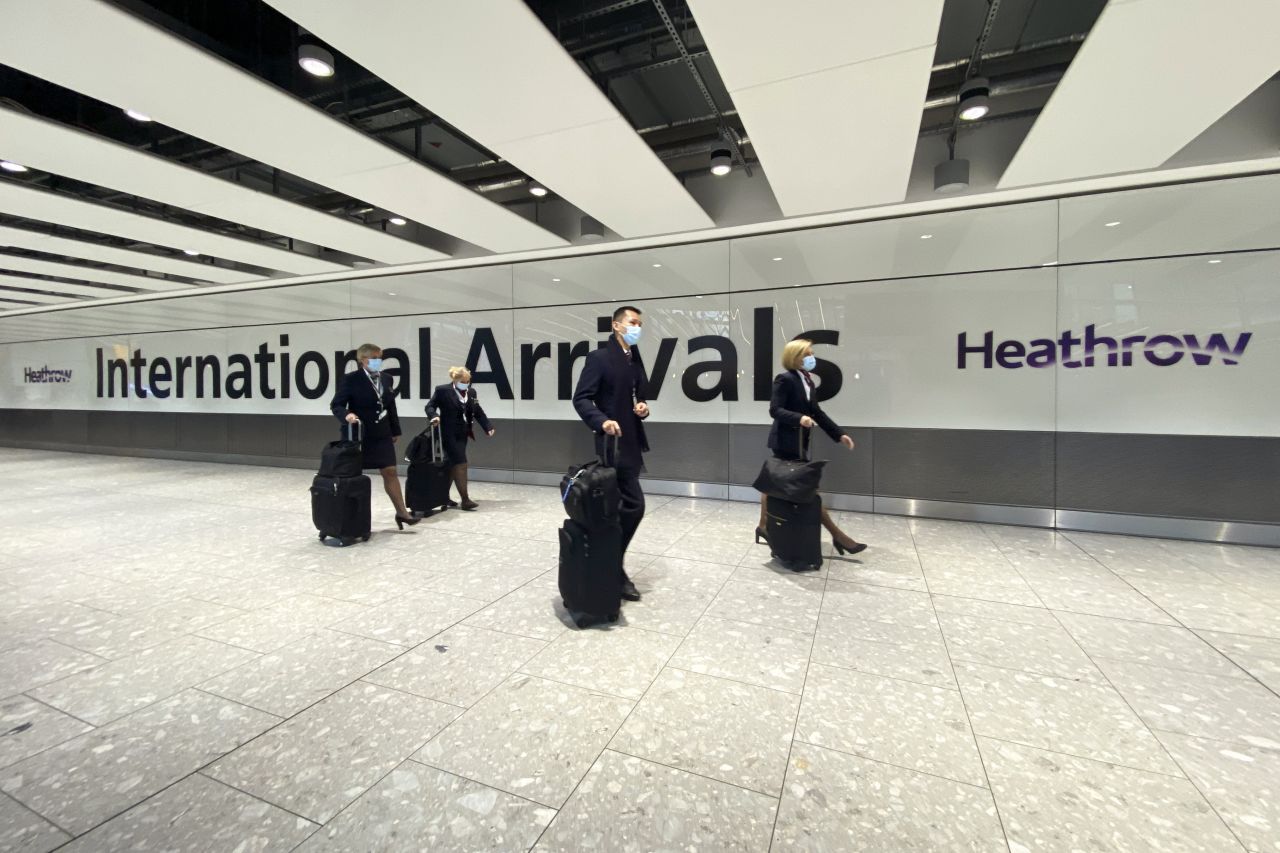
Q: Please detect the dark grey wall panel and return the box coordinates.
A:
[287,416,340,459]
[514,420,729,481]
[874,428,1055,507]
[87,411,132,448]
[177,412,228,453]
[1057,433,1280,523]
[728,424,873,495]
[514,420,598,473]
[229,414,287,457]
[131,412,178,450]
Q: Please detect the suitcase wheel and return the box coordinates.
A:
[608,612,619,623]
[362,534,371,542]
[317,532,325,542]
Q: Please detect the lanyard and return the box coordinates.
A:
[365,370,384,418]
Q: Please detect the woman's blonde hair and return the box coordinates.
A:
[781,339,812,371]
[448,366,471,382]
[356,343,381,360]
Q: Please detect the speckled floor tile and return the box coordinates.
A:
[703,577,823,635]
[60,773,317,852]
[610,667,799,795]
[199,630,403,716]
[980,737,1245,853]
[938,611,1102,682]
[29,635,259,725]
[0,792,68,853]
[823,547,928,591]
[461,583,573,642]
[668,616,812,694]
[206,682,457,824]
[535,749,776,853]
[0,640,104,698]
[1094,658,1280,748]
[811,624,955,689]
[930,594,1057,627]
[1057,613,1247,679]
[955,661,1182,774]
[616,581,716,637]
[416,673,632,808]
[1199,630,1280,694]
[632,556,738,597]
[0,689,277,835]
[773,743,1005,852]
[821,580,935,626]
[195,594,368,653]
[0,696,92,770]
[365,625,546,707]
[519,625,679,700]
[1155,731,1280,852]
[297,761,554,853]
[330,590,485,648]
[795,663,985,786]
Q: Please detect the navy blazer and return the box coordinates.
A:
[573,336,649,465]
[768,371,843,458]
[425,384,493,440]
[329,369,401,439]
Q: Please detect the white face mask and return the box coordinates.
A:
[455,382,470,392]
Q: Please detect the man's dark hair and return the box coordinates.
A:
[613,305,642,322]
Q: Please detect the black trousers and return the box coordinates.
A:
[616,465,646,570]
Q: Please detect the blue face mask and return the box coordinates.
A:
[621,325,642,346]
[366,358,383,373]
[801,355,817,371]
[455,382,470,391]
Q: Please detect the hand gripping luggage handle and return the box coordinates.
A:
[345,420,363,445]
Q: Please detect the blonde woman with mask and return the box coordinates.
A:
[426,366,495,510]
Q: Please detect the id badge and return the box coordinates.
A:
[376,409,388,423]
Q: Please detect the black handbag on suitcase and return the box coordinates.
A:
[312,422,371,546]
[766,495,823,571]
[405,423,452,515]
[558,435,623,628]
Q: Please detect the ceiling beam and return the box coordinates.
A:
[0,253,192,291]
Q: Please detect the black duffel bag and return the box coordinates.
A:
[753,428,826,504]
[319,421,363,478]
[561,435,621,529]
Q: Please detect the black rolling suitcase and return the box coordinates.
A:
[312,422,372,546]
[405,423,452,515]
[766,495,823,571]
[558,435,623,628]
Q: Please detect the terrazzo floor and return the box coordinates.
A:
[1,449,1279,851]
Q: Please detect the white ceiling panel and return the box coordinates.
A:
[999,0,1280,188]
[0,225,253,284]
[0,254,192,292]
[0,278,80,303]
[686,0,945,216]
[0,181,346,275]
[264,0,714,238]
[0,108,444,266]
[0,274,130,299]
[0,0,565,254]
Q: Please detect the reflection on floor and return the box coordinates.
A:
[1,449,1278,851]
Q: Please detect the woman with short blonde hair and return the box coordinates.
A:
[426,365,495,510]
[758,338,866,559]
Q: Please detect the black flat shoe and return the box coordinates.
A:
[460,499,478,511]
[446,499,459,508]
[395,514,422,530]
[755,526,769,545]
[833,538,867,556]
[620,580,641,602]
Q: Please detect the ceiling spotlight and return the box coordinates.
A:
[0,160,28,173]
[580,216,604,241]
[298,43,336,78]
[183,249,199,256]
[1042,261,1058,266]
[124,108,153,122]
[1208,259,1222,264]
[772,257,783,261]
[388,216,407,226]
[1105,221,1121,227]
[552,278,561,282]
[933,157,970,193]
[387,292,397,296]
[709,148,732,176]
[920,234,933,240]
[652,263,662,268]
[958,77,990,121]
[528,182,548,198]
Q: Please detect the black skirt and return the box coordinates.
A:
[361,436,397,470]
[442,433,469,466]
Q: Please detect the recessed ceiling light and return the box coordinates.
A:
[298,44,335,77]
[772,257,783,261]
[528,182,548,197]
[652,263,662,268]
[552,278,560,282]
[1042,261,1058,266]
[183,249,199,256]
[920,234,933,240]
[388,216,407,226]
[1105,221,1121,227]
[387,292,397,296]
[0,160,28,173]
[124,108,152,122]
[1207,259,1221,264]
[695,295,703,299]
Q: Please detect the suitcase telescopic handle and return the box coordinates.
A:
[599,432,619,467]
[430,421,445,463]
[346,420,363,444]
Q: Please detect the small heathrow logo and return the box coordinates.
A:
[23,366,73,384]
[957,325,1252,369]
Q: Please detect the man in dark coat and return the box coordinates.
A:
[572,305,651,601]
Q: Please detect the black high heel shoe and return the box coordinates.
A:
[395,513,422,530]
[833,537,867,556]
[755,526,769,544]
